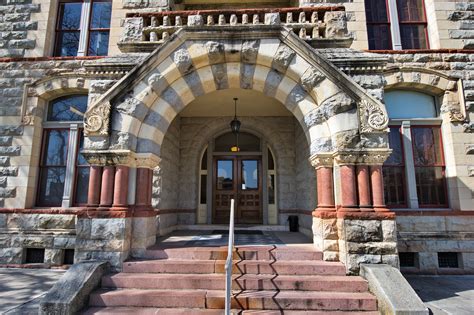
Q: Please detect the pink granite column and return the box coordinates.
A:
[316,166,335,210]
[136,168,151,208]
[99,166,115,207]
[113,166,129,208]
[370,165,388,211]
[357,165,372,211]
[87,166,102,207]
[340,165,358,211]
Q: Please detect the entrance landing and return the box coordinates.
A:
[151,230,312,249]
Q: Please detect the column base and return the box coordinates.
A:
[374,206,390,212]
[359,207,374,212]
[337,206,360,212]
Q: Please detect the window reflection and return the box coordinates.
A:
[217,160,233,190]
[48,95,88,122]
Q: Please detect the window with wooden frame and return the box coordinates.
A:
[384,90,447,209]
[37,95,90,207]
[364,0,428,50]
[54,0,112,57]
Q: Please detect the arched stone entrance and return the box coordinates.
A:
[77,27,398,274]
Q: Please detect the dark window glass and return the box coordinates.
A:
[25,248,45,264]
[397,0,428,49]
[201,149,207,170]
[58,2,82,30]
[37,130,69,207]
[74,131,89,205]
[90,1,111,29]
[438,252,459,268]
[268,174,275,204]
[411,127,447,207]
[241,160,258,190]
[383,127,406,207]
[399,252,416,267]
[55,2,82,57]
[217,160,233,190]
[63,249,75,265]
[215,132,260,152]
[54,32,81,56]
[48,95,88,122]
[268,149,274,170]
[365,0,392,50]
[200,174,207,204]
[88,31,110,56]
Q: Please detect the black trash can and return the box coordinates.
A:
[288,215,299,232]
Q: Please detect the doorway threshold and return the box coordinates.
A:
[175,224,288,231]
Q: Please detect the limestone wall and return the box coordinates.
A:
[0,212,76,265]
[397,215,474,273]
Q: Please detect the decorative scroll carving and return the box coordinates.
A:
[334,150,391,165]
[309,153,333,168]
[84,101,111,136]
[358,99,389,133]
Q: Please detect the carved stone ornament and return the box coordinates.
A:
[309,153,334,168]
[334,150,391,165]
[84,101,111,136]
[449,109,465,122]
[358,99,389,133]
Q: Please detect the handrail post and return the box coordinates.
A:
[225,199,235,315]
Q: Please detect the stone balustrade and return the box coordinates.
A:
[120,6,351,52]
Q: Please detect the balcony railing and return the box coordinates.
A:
[119,6,352,52]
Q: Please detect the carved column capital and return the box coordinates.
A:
[333,150,391,166]
[309,153,334,169]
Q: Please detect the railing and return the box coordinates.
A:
[120,6,352,51]
[225,198,235,315]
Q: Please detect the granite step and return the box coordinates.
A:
[89,289,377,311]
[123,259,346,275]
[102,273,368,292]
[143,245,322,261]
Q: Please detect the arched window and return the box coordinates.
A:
[383,90,447,208]
[37,95,90,207]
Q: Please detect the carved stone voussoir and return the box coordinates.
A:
[84,101,111,136]
[358,99,389,133]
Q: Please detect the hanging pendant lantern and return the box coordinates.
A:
[230,97,241,152]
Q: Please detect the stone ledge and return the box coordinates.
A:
[312,210,396,220]
[360,264,429,315]
[39,261,109,315]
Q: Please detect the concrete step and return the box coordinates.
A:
[83,307,380,315]
[102,273,368,292]
[89,289,377,311]
[143,245,322,261]
[123,260,346,275]
[82,307,223,314]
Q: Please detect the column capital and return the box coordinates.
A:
[82,150,161,168]
[333,149,392,166]
[309,153,334,169]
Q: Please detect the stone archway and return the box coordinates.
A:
[77,27,399,274]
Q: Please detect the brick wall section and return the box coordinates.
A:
[0,0,39,58]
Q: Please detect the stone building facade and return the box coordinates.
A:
[0,0,472,275]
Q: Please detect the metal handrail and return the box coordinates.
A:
[225,199,235,315]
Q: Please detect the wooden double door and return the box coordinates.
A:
[213,156,262,224]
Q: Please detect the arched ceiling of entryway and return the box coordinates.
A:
[82,27,390,167]
[180,88,292,117]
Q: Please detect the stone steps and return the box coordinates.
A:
[84,307,380,315]
[82,245,379,313]
[123,259,347,275]
[89,289,377,311]
[102,273,369,292]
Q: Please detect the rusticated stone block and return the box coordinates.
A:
[344,219,382,242]
[11,235,54,248]
[120,17,143,42]
[7,214,76,230]
[324,11,348,38]
[44,248,63,265]
[346,253,382,274]
[53,237,76,249]
[381,254,400,269]
[0,247,23,264]
[382,220,397,242]
[346,241,398,255]
[90,218,128,240]
[0,213,6,228]
[0,187,15,198]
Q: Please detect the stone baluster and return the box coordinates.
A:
[299,12,306,23]
[163,16,170,26]
[150,16,157,27]
[253,14,259,24]
[311,12,318,23]
[299,28,306,39]
[218,14,226,25]
[162,32,169,40]
[312,27,319,38]
[242,14,249,24]
[230,14,237,25]
[286,12,293,23]
[207,15,214,25]
[175,16,182,26]
[149,32,158,42]
[87,166,102,207]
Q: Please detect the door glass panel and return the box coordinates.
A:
[217,160,233,190]
[241,160,258,190]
